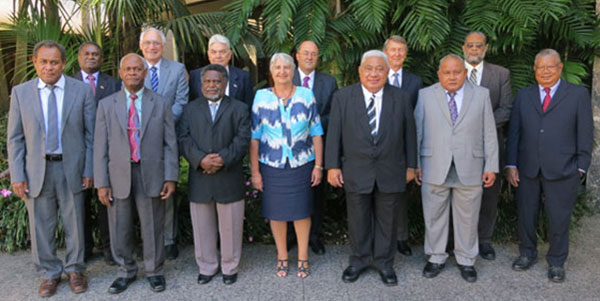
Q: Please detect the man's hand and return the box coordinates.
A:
[12,181,29,200]
[414,169,422,186]
[406,168,415,184]
[82,177,93,189]
[97,187,113,207]
[507,167,519,187]
[482,172,496,188]
[311,167,322,187]
[160,181,176,200]
[327,168,344,188]
[251,172,263,191]
[200,154,224,174]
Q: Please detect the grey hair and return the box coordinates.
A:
[360,50,390,68]
[269,53,296,72]
[119,53,147,70]
[464,31,487,44]
[208,34,231,50]
[383,35,407,51]
[535,49,561,63]
[200,64,229,82]
[33,40,66,61]
[438,54,464,70]
[140,27,166,44]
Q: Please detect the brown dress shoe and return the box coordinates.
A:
[68,272,88,294]
[38,278,61,297]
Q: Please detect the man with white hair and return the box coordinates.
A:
[139,27,188,259]
[189,34,254,106]
[326,50,417,286]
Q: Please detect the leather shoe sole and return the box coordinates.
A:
[38,278,61,298]
[108,276,136,294]
[423,262,445,279]
[342,266,365,283]
[457,264,477,283]
[223,273,237,285]
[148,275,166,292]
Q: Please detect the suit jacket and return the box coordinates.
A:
[71,71,121,103]
[325,83,417,194]
[178,96,250,204]
[388,69,423,109]
[506,81,593,180]
[144,58,189,120]
[94,89,179,199]
[415,82,498,186]
[7,76,95,197]
[189,65,254,107]
[480,62,513,127]
[292,69,338,132]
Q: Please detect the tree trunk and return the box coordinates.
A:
[0,45,9,113]
[12,0,30,86]
[588,0,600,208]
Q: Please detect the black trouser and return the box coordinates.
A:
[84,189,110,255]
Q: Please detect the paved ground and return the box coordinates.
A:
[1,215,599,301]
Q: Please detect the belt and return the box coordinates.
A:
[131,160,140,165]
[45,154,63,161]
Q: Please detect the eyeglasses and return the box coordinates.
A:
[535,64,560,72]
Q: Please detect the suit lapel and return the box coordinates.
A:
[115,91,128,137]
[140,89,155,139]
[312,72,323,99]
[527,85,543,116]
[95,73,108,100]
[292,69,301,86]
[454,83,473,127]
[29,79,45,131]
[376,85,394,143]
[401,72,412,90]
[212,97,230,125]
[354,85,374,140]
[61,77,75,135]
[229,67,239,98]
[200,98,213,124]
[434,84,453,126]
[544,80,566,113]
[158,59,170,94]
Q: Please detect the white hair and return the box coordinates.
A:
[119,53,147,70]
[535,49,561,62]
[208,34,231,50]
[438,54,464,70]
[360,50,389,68]
[140,27,166,44]
[269,53,296,72]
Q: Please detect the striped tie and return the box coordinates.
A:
[128,94,141,162]
[469,68,478,85]
[447,92,458,125]
[150,66,159,92]
[367,94,377,138]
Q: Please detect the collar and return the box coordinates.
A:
[146,59,162,70]
[80,70,100,80]
[465,61,483,74]
[388,68,403,77]
[298,68,315,81]
[207,98,223,106]
[125,87,145,100]
[444,83,465,98]
[538,79,561,93]
[361,85,384,98]
[38,74,66,89]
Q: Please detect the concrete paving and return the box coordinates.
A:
[1,215,599,301]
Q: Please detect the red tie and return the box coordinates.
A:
[128,94,141,162]
[542,87,551,112]
[87,74,96,95]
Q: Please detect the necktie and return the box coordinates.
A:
[87,74,96,95]
[302,76,310,88]
[367,94,377,138]
[46,85,59,152]
[448,92,458,126]
[469,69,478,85]
[210,102,218,122]
[150,66,159,92]
[128,94,141,162]
[542,87,551,112]
[392,73,401,88]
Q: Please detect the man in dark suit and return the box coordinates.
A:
[462,31,513,260]
[189,34,254,107]
[8,40,95,297]
[72,41,121,265]
[382,35,423,256]
[326,50,417,286]
[94,53,178,294]
[506,49,593,283]
[289,40,338,255]
[178,64,250,285]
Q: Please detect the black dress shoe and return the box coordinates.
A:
[108,276,136,294]
[379,269,398,286]
[342,266,365,283]
[512,256,537,271]
[103,250,116,266]
[197,273,215,285]
[165,244,179,260]
[423,262,445,278]
[397,240,412,256]
[479,243,496,260]
[222,273,237,285]
[309,239,326,255]
[457,264,477,283]
[148,275,166,292]
[548,266,565,283]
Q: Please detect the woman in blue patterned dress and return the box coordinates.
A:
[250,53,324,278]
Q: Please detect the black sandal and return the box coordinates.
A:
[297,260,309,278]
[276,259,289,277]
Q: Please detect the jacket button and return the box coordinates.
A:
[540,129,544,133]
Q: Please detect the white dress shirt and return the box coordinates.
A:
[388,68,403,88]
[361,85,383,132]
[146,59,162,80]
[38,75,65,154]
[298,68,315,90]
[465,61,483,86]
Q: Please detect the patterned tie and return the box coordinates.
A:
[469,69,478,85]
[87,74,96,95]
[128,94,141,162]
[542,87,551,112]
[46,85,59,152]
[447,92,458,126]
[367,94,377,138]
[209,102,218,122]
[302,76,310,88]
[392,73,401,88]
[150,66,159,92]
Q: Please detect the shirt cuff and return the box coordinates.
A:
[505,165,517,169]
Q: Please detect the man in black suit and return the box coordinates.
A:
[382,35,423,256]
[288,40,338,255]
[506,49,593,283]
[462,31,513,260]
[72,41,121,264]
[189,34,254,107]
[326,50,417,286]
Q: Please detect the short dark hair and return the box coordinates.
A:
[201,64,229,82]
[78,41,103,56]
[33,40,66,61]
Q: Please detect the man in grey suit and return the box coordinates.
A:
[140,27,188,259]
[462,31,513,260]
[178,64,250,285]
[326,50,417,286]
[415,54,498,283]
[382,35,423,256]
[7,40,94,297]
[94,53,178,294]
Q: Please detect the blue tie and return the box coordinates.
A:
[150,66,158,92]
[392,73,401,88]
